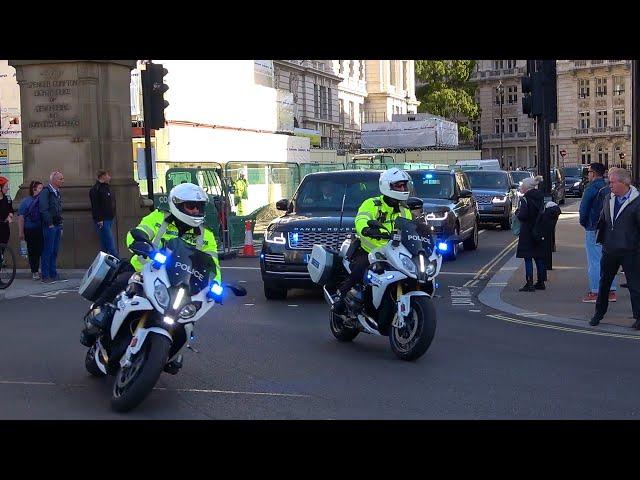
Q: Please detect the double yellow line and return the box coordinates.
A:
[463,237,519,288]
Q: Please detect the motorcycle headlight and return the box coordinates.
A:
[179,302,201,319]
[400,254,417,274]
[492,195,507,204]
[573,181,581,187]
[153,279,170,308]
[265,230,286,244]
[425,261,437,276]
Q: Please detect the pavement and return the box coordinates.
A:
[0,269,85,301]
[479,197,638,335]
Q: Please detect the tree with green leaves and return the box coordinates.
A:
[414,60,479,143]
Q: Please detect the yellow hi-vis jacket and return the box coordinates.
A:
[354,195,412,253]
[126,209,222,285]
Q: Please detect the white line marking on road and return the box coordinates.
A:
[439,272,478,276]
[288,305,299,307]
[221,267,260,270]
[152,387,310,398]
[238,280,247,283]
[469,309,481,313]
[486,314,640,341]
[0,380,56,386]
[478,229,486,235]
[520,312,548,317]
[487,282,508,286]
[244,303,255,306]
[464,238,518,287]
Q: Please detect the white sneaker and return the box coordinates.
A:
[32,272,41,281]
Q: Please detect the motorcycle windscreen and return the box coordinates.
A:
[394,217,433,256]
[163,237,217,293]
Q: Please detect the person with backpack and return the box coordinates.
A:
[17,180,44,280]
[515,176,547,292]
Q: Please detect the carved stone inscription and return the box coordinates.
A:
[24,67,79,129]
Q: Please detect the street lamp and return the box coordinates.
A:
[405,93,411,114]
[497,80,505,168]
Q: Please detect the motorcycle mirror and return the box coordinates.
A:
[407,197,424,210]
[225,283,247,297]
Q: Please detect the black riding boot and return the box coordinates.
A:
[534,279,546,290]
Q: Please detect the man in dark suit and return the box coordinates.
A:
[590,167,640,328]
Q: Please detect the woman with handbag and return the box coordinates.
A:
[515,176,546,292]
[17,180,44,280]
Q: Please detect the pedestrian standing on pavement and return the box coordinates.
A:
[39,171,65,283]
[0,177,14,267]
[590,167,640,328]
[515,176,546,292]
[579,162,617,303]
[89,169,118,257]
[17,180,44,281]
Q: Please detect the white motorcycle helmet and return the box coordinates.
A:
[168,183,208,228]
[379,168,412,201]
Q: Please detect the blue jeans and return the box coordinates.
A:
[585,230,617,294]
[524,257,546,281]
[41,225,62,279]
[94,219,118,257]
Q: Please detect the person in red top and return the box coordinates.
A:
[0,176,14,246]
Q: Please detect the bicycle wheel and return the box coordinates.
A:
[0,244,16,290]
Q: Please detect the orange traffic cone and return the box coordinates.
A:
[241,220,257,257]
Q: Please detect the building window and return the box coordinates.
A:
[597,145,608,165]
[349,101,355,125]
[613,76,625,96]
[494,118,504,134]
[495,91,504,105]
[390,60,397,87]
[507,85,518,104]
[328,88,333,119]
[579,79,590,98]
[532,121,537,134]
[596,110,607,129]
[339,99,344,124]
[596,78,607,97]
[579,111,591,129]
[508,117,518,133]
[314,84,319,117]
[339,61,345,74]
[507,60,517,69]
[494,60,504,70]
[614,109,625,127]
[580,145,591,164]
[614,144,624,166]
[359,60,365,81]
[403,61,408,91]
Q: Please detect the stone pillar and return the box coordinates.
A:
[9,60,147,268]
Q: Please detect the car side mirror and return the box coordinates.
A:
[407,197,424,210]
[276,199,289,211]
[459,189,473,198]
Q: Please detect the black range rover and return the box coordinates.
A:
[260,170,383,300]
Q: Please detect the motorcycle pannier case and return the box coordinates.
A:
[78,252,121,301]
[307,244,339,285]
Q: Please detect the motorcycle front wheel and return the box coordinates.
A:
[389,296,436,361]
[111,333,171,412]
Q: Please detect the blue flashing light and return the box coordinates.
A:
[425,173,433,179]
[210,283,224,296]
[292,233,299,243]
[437,242,449,252]
[260,253,265,260]
[153,252,167,264]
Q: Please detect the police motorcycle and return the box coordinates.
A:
[78,231,246,412]
[308,198,446,361]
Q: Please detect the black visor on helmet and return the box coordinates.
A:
[390,180,409,191]
[175,200,206,217]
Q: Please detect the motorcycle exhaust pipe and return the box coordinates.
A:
[323,286,336,305]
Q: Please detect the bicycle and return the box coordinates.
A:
[0,243,16,290]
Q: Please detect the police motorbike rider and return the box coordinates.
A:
[332,168,413,314]
[83,183,222,336]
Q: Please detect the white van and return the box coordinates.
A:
[455,159,501,171]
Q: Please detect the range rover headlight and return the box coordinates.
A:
[492,195,507,204]
[265,230,286,244]
[425,211,449,221]
[573,181,581,187]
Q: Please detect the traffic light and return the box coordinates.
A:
[521,61,543,118]
[541,60,557,124]
[142,63,169,130]
[521,60,557,123]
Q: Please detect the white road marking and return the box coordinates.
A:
[464,238,519,287]
[288,305,299,307]
[520,312,548,317]
[244,303,255,306]
[0,380,55,386]
[486,314,640,341]
[478,229,486,234]
[469,309,481,313]
[238,280,247,283]
[152,387,310,398]
[439,272,478,276]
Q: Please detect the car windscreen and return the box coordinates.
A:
[465,171,510,190]
[563,167,581,177]
[293,175,380,213]
[510,171,531,183]
[409,172,454,199]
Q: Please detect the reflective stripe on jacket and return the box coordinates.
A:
[355,196,411,253]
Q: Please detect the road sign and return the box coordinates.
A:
[560,149,567,158]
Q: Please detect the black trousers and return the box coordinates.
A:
[94,261,136,307]
[596,250,640,320]
[24,227,43,274]
[338,248,370,295]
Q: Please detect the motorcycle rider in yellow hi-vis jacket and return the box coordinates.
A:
[86,183,221,333]
[333,168,413,314]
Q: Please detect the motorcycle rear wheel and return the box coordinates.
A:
[389,296,436,361]
[329,311,359,342]
[111,333,171,413]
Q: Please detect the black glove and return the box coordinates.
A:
[362,227,383,239]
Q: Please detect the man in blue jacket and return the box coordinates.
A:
[579,162,616,303]
[39,171,65,283]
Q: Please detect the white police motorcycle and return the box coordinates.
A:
[78,231,245,412]
[308,205,446,361]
